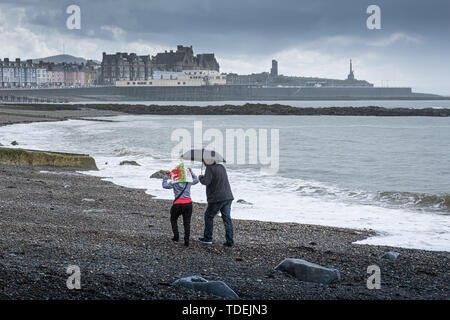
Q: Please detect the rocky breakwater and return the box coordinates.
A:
[8,103,450,117]
[0,147,98,170]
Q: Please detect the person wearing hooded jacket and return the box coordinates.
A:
[198,161,235,247]
[162,167,199,247]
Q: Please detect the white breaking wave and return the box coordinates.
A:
[0,117,449,252]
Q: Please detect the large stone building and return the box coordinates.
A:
[100,52,152,85]
[152,45,219,72]
[100,45,220,84]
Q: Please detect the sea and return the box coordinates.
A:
[1,100,449,252]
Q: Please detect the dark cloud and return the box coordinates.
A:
[1,0,449,93]
[5,0,449,54]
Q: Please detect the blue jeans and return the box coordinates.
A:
[203,200,234,245]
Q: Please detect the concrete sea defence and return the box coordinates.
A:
[0,85,445,102]
[0,147,98,170]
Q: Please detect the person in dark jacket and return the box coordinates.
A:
[198,161,234,247]
[162,167,199,247]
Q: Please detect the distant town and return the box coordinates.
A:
[0,45,373,89]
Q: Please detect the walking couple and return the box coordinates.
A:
[162,160,234,247]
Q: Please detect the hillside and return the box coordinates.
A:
[31,54,100,65]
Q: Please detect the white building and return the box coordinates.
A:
[115,69,226,87]
[36,68,48,86]
[2,67,14,87]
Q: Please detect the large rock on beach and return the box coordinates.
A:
[0,147,98,170]
[119,160,140,166]
[172,276,239,299]
[381,251,400,260]
[275,258,341,284]
[150,170,166,179]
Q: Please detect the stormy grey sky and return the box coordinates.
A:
[1,0,449,94]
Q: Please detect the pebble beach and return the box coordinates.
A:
[0,105,449,300]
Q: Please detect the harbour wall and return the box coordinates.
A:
[0,85,442,102]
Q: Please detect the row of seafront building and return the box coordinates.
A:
[0,44,372,89]
[0,58,98,88]
[0,45,221,88]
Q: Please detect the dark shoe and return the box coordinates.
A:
[172,236,179,242]
[184,241,189,247]
[223,242,234,247]
[198,237,213,244]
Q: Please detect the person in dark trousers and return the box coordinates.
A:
[162,168,199,247]
[198,161,235,247]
